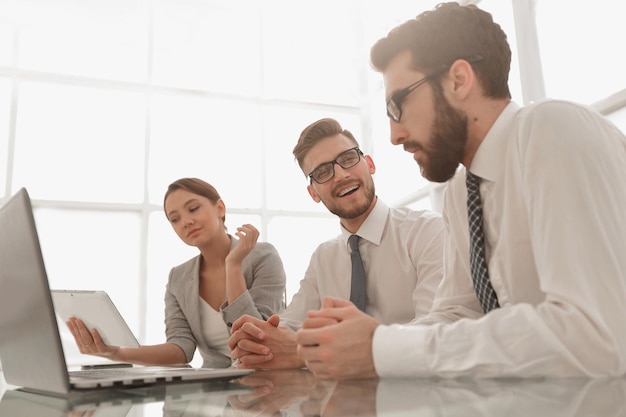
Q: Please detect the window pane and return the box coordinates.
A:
[0,78,10,193]
[267,215,337,302]
[0,22,15,67]
[536,0,626,104]
[14,0,148,82]
[148,93,263,209]
[262,0,362,106]
[152,0,261,95]
[13,82,145,202]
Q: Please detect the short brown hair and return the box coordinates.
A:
[163,178,225,224]
[293,118,359,175]
[370,2,511,99]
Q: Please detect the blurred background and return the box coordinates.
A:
[1,0,624,365]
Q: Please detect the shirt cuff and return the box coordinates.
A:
[373,323,430,378]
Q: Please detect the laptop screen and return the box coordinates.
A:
[0,188,72,394]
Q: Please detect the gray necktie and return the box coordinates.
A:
[466,171,500,313]
[348,234,367,312]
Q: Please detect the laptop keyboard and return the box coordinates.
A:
[69,368,150,380]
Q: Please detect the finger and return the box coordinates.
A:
[229,329,250,351]
[267,314,281,328]
[235,338,271,356]
[66,319,81,341]
[240,224,259,237]
[91,328,106,348]
[69,318,97,349]
[228,325,266,351]
[230,314,261,334]
[238,352,274,367]
[240,322,267,340]
[67,319,88,353]
[301,316,338,329]
[306,305,355,322]
[236,224,255,238]
[295,327,327,348]
[320,296,353,309]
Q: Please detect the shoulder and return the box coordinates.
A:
[166,255,200,295]
[242,241,286,274]
[247,241,281,262]
[514,98,624,157]
[388,206,443,233]
[168,255,200,282]
[310,234,343,257]
[519,99,594,120]
[516,99,609,141]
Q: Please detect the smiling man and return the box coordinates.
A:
[228,117,445,370]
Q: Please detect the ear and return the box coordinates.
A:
[445,59,476,101]
[307,184,322,203]
[364,154,376,175]
[216,199,226,218]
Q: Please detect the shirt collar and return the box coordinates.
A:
[469,101,520,182]
[341,197,389,248]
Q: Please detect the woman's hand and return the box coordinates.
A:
[66,317,120,359]
[226,224,259,266]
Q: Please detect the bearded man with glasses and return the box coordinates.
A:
[295,2,626,381]
[227,117,445,370]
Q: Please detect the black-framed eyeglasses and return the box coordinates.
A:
[386,56,483,123]
[308,147,364,184]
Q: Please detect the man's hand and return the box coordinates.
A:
[229,314,305,369]
[296,296,380,380]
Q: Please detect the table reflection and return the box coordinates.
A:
[1,370,625,417]
[228,371,626,417]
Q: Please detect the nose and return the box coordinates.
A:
[389,120,407,146]
[182,215,194,227]
[332,162,351,181]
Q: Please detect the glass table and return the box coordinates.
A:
[1,368,625,416]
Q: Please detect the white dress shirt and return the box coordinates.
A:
[373,100,626,378]
[281,198,444,330]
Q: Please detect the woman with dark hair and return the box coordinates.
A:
[68,177,286,368]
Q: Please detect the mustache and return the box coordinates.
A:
[403,141,424,153]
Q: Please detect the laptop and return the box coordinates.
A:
[0,188,253,396]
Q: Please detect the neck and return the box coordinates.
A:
[340,196,377,234]
[199,231,230,269]
[462,98,510,169]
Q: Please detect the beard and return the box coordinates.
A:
[417,87,468,183]
[323,178,376,220]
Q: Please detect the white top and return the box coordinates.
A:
[373,100,626,378]
[280,198,444,330]
[199,298,231,359]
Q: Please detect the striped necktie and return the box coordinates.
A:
[466,171,500,313]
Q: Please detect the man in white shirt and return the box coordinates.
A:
[295,2,626,379]
[228,118,444,369]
